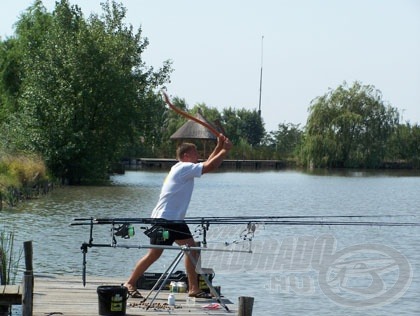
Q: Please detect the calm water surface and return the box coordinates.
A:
[3,169,420,315]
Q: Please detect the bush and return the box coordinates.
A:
[0,153,49,209]
[2,154,47,186]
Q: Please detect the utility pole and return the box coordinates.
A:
[258,35,264,117]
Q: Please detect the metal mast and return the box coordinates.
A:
[258,35,264,117]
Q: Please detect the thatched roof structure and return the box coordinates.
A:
[170,113,217,140]
[170,113,220,157]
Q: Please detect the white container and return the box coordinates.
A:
[168,294,175,306]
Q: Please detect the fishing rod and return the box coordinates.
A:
[75,217,252,286]
[71,215,420,227]
[72,215,419,286]
[162,91,220,137]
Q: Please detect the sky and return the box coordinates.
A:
[1,0,419,132]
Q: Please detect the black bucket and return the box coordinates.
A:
[97,285,128,316]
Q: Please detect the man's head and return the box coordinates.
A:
[176,143,199,162]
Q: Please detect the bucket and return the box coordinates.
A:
[177,281,187,293]
[97,285,128,316]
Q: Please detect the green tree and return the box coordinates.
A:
[301,82,399,168]
[0,38,22,121]
[238,108,265,146]
[221,107,265,147]
[156,96,189,157]
[270,123,303,158]
[409,124,420,167]
[220,107,241,145]
[191,103,223,130]
[387,123,420,167]
[1,0,171,183]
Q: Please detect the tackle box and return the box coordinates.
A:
[136,268,215,292]
[136,270,187,290]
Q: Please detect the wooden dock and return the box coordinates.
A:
[0,285,22,305]
[122,158,286,171]
[32,274,236,315]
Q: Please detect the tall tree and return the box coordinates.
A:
[301,82,399,168]
[0,38,22,120]
[237,108,265,146]
[157,96,189,157]
[221,107,265,146]
[1,0,171,183]
[387,123,420,167]
[270,123,303,158]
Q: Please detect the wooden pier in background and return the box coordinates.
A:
[32,274,236,315]
[123,158,286,171]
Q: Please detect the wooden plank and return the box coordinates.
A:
[33,274,235,316]
[1,285,20,294]
[0,284,22,305]
[22,271,34,316]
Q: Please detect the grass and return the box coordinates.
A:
[0,231,22,285]
[0,152,50,209]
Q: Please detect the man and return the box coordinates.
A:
[124,133,232,298]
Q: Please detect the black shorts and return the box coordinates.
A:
[147,222,193,245]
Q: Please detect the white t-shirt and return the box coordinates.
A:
[151,161,203,220]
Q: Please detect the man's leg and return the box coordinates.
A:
[124,248,164,291]
[176,237,200,295]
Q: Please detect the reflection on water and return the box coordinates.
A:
[2,170,420,316]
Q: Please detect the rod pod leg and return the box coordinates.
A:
[145,250,185,309]
[185,250,230,312]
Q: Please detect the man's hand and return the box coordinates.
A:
[223,137,232,151]
[217,133,226,147]
[216,134,232,151]
[202,134,232,174]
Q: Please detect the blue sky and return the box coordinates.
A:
[1,0,419,131]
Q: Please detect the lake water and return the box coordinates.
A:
[2,169,420,315]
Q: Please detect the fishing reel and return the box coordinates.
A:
[113,223,135,239]
[143,225,170,242]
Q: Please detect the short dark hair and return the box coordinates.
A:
[176,143,197,160]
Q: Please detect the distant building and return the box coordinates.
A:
[170,112,220,157]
